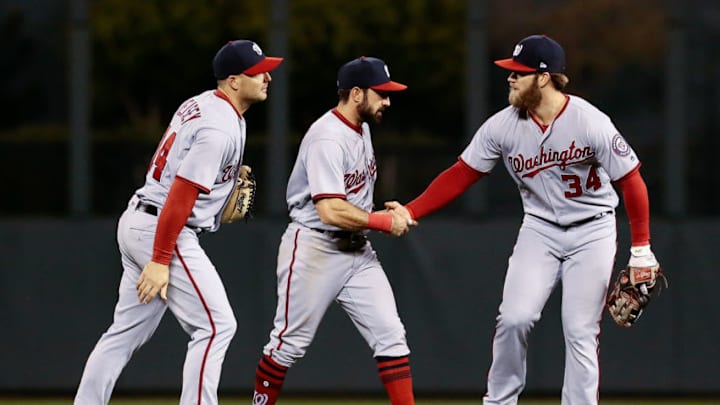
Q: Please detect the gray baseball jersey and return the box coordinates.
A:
[461,94,639,225]
[463,94,638,405]
[136,89,245,232]
[74,89,244,405]
[286,109,377,230]
[260,108,409,369]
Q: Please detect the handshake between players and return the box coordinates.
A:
[382,200,417,236]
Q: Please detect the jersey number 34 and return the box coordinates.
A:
[561,166,601,198]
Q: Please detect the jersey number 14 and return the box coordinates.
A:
[148,128,177,182]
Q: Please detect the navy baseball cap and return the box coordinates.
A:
[494,35,565,73]
[213,40,283,79]
[337,56,407,91]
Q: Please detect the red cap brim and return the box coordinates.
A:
[494,58,536,72]
[244,57,284,75]
[371,81,408,91]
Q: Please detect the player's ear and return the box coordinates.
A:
[538,72,551,88]
[351,87,364,103]
[227,75,241,91]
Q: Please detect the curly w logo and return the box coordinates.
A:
[253,391,269,405]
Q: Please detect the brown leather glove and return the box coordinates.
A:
[220,165,256,224]
[607,261,667,328]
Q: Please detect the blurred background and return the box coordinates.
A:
[1,0,718,400]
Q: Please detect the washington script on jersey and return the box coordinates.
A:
[508,140,595,178]
[345,169,368,194]
[345,157,376,194]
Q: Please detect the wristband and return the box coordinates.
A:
[630,244,652,257]
[367,212,393,232]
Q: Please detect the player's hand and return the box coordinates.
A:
[628,245,658,268]
[137,261,169,304]
[626,244,661,294]
[384,201,418,227]
[387,208,411,237]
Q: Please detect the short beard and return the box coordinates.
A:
[510,75,542,117]
[358,91,383,124]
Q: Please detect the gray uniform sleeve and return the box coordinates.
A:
[586,116,640,181]
[305,139,347,200]
[177,127,234,193]
[460,119,502,173]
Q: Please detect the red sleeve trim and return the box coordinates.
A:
[405,159,486,220]
[176,175,211,194]
[613,163,642,183]
[612,166,650,246]
[152,178,201,264]
[311,193,347,202]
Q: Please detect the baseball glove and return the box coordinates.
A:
[607,262,667,328]
[220,165,256,224]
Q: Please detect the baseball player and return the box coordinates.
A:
[387,34,661,404]
[251,56,416,405]
[73,40,282,405]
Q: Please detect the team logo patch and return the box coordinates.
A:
[252,42,263,56]
[513,44,523,56]
[611,134,631,157]
[253,391,269,405]
[384,64,391,78]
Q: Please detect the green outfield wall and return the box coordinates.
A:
[0,217,716,395]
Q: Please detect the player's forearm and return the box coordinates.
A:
[152,177,200,264]
[315,197,391,232]
[406,159,486,219]
[614,167,650,246]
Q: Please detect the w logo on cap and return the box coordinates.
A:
[252,43,263,56]
[513,44,523,57]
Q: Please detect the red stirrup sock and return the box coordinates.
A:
[377,356,415,405]
[253,354,288,405]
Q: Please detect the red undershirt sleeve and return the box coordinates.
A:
[152,176,201,265]
[613,166,650,246]
[405,159,486,220]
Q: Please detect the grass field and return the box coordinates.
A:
[0,397,718,405]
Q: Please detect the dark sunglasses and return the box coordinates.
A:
[509,71,537,79]
[370,88,390,99]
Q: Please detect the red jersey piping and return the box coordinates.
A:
[331,108,363,135]
[213,89,244,119]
